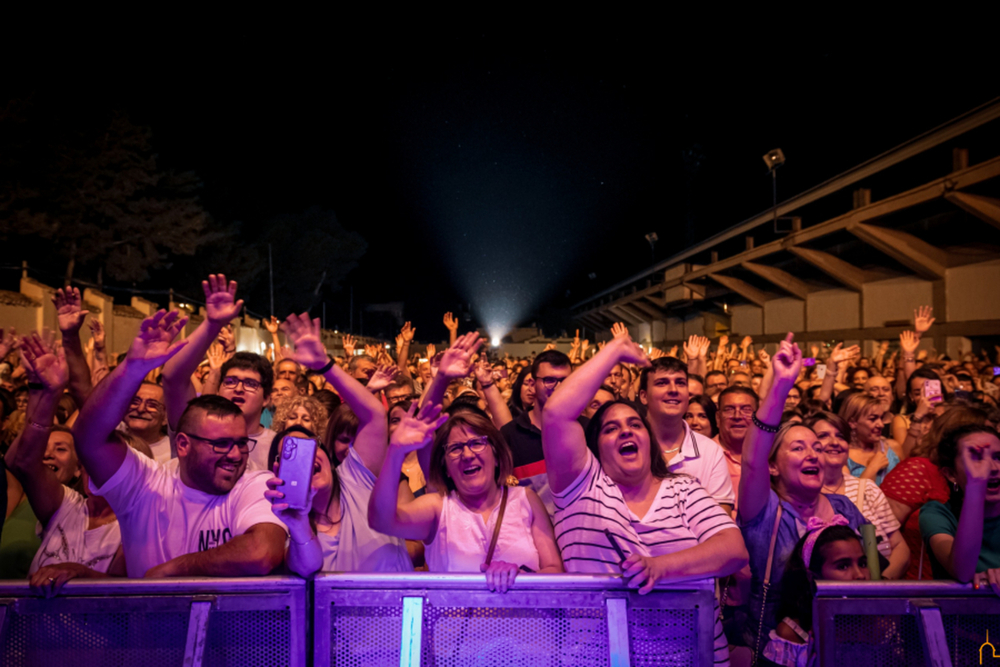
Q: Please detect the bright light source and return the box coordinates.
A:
[491,336,500,347]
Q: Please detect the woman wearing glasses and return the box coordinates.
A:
[369,404,563,592]
[263,314,412,575]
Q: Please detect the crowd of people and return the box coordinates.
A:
[1,275,999,666]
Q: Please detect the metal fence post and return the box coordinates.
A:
[606,596,631,667]
[910,600,953,667]
[182,600,213,667]
[400,596,424,667]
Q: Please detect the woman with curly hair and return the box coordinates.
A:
[272,396,328,443]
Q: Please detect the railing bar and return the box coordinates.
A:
[606,597,631,667]
[914,603,953,667]
[400,596,424,667]
[182,601,212,667]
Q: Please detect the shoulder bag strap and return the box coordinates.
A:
[484,485,509,566]
[754,504,784,666]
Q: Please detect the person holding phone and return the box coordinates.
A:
[263,314,412,576]
[839,393,904,485]
[541,329,746,665]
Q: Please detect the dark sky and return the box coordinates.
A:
[3,22,997,341]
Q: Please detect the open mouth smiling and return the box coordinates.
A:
[801,465,821,477]
[461,464,482,476]
[618,441,640,456]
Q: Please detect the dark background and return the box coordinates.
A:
[2,20,997,342]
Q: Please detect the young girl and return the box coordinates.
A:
[764,522,870,667]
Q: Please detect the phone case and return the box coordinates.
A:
[816,364,827,380]
[923,379,943,402]
[277,436,318,510]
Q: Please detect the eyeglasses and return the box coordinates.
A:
[182,432,257,454]
[535,375,567,390]
[444,435,491,459]
[387,392,415,405]
[221,376,262,392]
[129,397,164,412]
[720,405,755,418]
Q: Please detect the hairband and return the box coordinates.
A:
[801,514,850,566]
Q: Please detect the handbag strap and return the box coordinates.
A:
[763,504,783,586]
[484,486,509,566]
[754,504,784,666]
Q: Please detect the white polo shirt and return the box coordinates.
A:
[662,421,735,509]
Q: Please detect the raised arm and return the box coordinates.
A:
[161,275,243,430]
[281,313,389,474]
[929,440,989,583]
[443,312,459,347]
[396,322,415,377]
[474,356,513,429]
[542,331,649,494]
[4,332,70,527]
[73,311,188,488]
[898,330,920,399]
[87,320,109,386]
[368,402,447,540]
[739,332,802,524]
[684,335,709,378]
[52,287,93,409]
[818,343,859,406]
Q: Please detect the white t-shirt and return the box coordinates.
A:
[842,476,900,558]
[91,447,286,578]
[247,427,277,472]
[316,447,412,572]
[425,485,539,573]
[553,450,736,666]
[148,435,172,464]
[664,421,736,508]
[29,488,121,575]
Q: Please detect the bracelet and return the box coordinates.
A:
[315,357,335,375]
[480,382,494,389]
[751,413,781,434]
[290,532,314,546]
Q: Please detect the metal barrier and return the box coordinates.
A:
[313,572,717,667]
[0,576,307,667]
[814,581,1000,666]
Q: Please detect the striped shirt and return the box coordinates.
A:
[553,450,737,665]
[842,476,900,559]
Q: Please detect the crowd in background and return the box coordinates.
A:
[1,275,999,667]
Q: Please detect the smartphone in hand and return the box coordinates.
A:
[923,379,943,404]
[277,436,318,510]
[816,364,828,380]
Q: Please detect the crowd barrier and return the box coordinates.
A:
[313,573,716,667]
[814,580,1000,666]
[0,577,307,667]
[0,573,716,666]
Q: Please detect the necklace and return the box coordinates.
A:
[662,445,682,454]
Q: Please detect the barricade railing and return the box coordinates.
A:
[312,572,717,667]
[814,580,1000,666]
[0,576,307,667]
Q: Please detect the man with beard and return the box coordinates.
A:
[72,310,285,578]
[123,382,171,463]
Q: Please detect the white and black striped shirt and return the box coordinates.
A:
[552,450,736,665]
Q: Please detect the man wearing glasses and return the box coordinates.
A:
[72,310,286,578]
[162,274,276,472]
[123,383,171,463]
[500,350,582,515]
[714,386,760,505]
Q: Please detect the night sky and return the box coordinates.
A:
[3,22,996,341]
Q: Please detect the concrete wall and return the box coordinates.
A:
[764,297,805,335]
[947,259,1000,322]
[730,304,762,337]
[666,316,685,342]
[807,289,860,331]
[862,276,933,328]
[683,314,706,340]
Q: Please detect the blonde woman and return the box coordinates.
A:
[272,396,328,442]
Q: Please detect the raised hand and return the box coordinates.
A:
[611,322,629,339]
[217,325,235,353]
[757,348,771,366]
[87,319,105,348]
[879,340,890,353]
[900,330,920,355]
[395,334,405,352]
[425,343,436,360]
[771,332,803,385]
[667,345,679,358]
[473,356,494,386]
[740,335,753,350]
[543,342,556,352]
[20,330,68,391]
[127,311,189,370]
[648,347,665,360]
[401,321,416,342]
[683,335,709,360]
[367,364,400,393]
[264,316,280,335]
[718,334,729,350]
[443,312,459,332]
[280,313,329,370]
[389,402,448,453]
[202,274,244,324]
[914,306,935,335]
[0,327,19,360]
[206,341,229,371]
[438,332,484,379]
[342,334,356,358]
[580,339,590,356]
[811,344,820,359]
[52,287,90,334]
[612,334,651,367]
[828,342,861,367]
